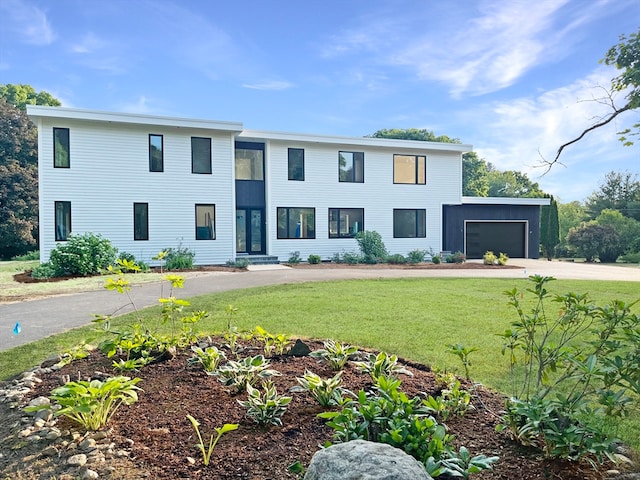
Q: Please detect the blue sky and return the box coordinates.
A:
[1,0,639,202]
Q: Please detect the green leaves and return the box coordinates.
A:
[310,339,359,371]
[354,351,413,380]
[186,414,238,466]
[291,370,345,407]
[238,381,291,426]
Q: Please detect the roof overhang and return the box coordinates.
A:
[462,196,551,206]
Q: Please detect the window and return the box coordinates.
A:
[288,148,304,181]
[191,137,212,174]
[195,204,215,240]
[394,155,426,184]
[55,201,71,241]
[277,207,315,239]
[393,209,426,238]
[329,208,364,238]
[134,203,149,240]
[235,147,264,180]
[149,134,163,172]
[53,128,70,168]
[339,151,364,183]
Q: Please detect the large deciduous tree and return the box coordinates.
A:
[486,168,547,198]
[566,222,621,263]
[585,170,640,221]
[0,84,60,111]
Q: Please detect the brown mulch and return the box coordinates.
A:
[2,338,617,480]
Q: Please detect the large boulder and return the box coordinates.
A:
[304,440,433,480]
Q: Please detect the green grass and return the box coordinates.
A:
[1,276,638,448]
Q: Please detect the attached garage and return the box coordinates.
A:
[442,197,550,259]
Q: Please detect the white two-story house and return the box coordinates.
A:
[27,106,548,265]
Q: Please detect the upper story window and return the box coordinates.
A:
[393,209,426,238]
[394,155,426,184]
[134,203,149,240]
[329,208,364,238]
[195,204,216,240]
[53,128,70,168]
[149,134,163,172]
[191,137,212,174]
[339,151,364,183]
[288,148,304,181]
[55,201,71,241]
[235,145,264,180]
[277,207,315,239]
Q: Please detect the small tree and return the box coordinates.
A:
[540,196,559,260]
[354,230,387,263]
[566,222,621,262]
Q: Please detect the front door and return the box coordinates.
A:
[236,208,264,254]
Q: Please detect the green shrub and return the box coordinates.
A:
[431,255,442,264]
[342,252,362,265]
[330,252,343,264]
[227,258,250,268]
[30,262,57,279]
[49,233,118,276]
[386,253,406,264]
[288,251,301,264]
[355,230,387,263]
[483,251,497,265]
[12,250,39,261]
[164,245,195,270]
[116,252,149,272]
[497,252,508,266]
[445,251,466,264]
[619,251,640,263]
[307,254,322,264]
[407,249,426,264]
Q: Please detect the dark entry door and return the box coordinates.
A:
[236,208,264,254]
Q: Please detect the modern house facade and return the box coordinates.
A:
[27,106,549,265]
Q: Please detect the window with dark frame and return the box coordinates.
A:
[235,147,264,180]
[54,201,71,241]
[195,204,215,240]
[134,203,149,240]
[149,134,163,172]
[393,154,426,184]
[288,148,305,181]
[393,209,426,238]
[338,151,364,183]
[328,208,364,238]
[191,137,212,174]
[277,207,315,239]
[53,128,70,168]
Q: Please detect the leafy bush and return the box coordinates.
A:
[227,257,250,268]
[288,251,301,264]
[342,252,362,265]
[483,251,497,265]
[11,250,39,261]
[217,355,281,393]
[30,262,57,279]
[445,251,466,264]
[354,351,413,381]
[291,370,345,406]
[355,230,387,263]
[164,245,195,270]
[49,232,118,276]
[407,249,426,264]
[310,339,359,371]
[619,251,640,263]
[116,252,149,272]
[238,381,292,426]
[431,254,442,264]
[497,252,508,265]
[386,253,406,264]
[566,222,621,262]
[189,345,226,374]
[307,254,322,264]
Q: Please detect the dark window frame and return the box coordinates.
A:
[149,134,164,172]
[191,137,212,174]
[54,201,71,241]
[393,154,426,184]
[235,141,265,180]
[288,148,305,181]
[328,208,364,238]
[393,208,426,238]
[53,127,70,168]
[195,204,216,240]
[134,203,149,241]
[338,151,364,183]
[277,207,316,239]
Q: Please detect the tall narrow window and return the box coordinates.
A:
[53,128,70,168]
[195,204,215,240]
[329,208,364,238]
[55,201,71,241]
[394,155,426,184]
[277,207,315,239]
[149,134,163,172]
[288,148,304,181]
[393,209,426,238]
[338,151,364,183]
[134,203,149,240]
[191,137,212,174]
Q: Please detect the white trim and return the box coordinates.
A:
[462,196,550,206]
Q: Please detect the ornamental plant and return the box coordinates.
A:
[291,370,346,407]
[253,326,292,356]
[216,355,281,393]
[354,351,413,380]
[49,232,118,276]
[355,230,388,264]
[186,415,238,466]
[26,376,142,431]
[238,381,292,426]
[189,345,226,374]
[310,339,359,371]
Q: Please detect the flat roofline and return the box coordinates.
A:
[462,196,551,206]
[26,106,244,132]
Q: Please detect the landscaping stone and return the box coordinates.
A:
[68,453,88,467]
[288,339,311,356]
[304,440,432,480]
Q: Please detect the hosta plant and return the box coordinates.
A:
[440,446,499,479]
[354,351,413,380]
[310,339,359,371]
[238,381,292,426]
[186,414,238,466]
[26,376,142,431]
[253,326,292,356]
[188,345,226,374]
[217,355,281,393]
[290,370,346,407]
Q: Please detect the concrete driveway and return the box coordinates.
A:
[1,259,638,352]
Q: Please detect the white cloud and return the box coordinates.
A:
[0,0,55,45]
[242,81,294,91]
[117,96,157,115]
[70,33,108,54]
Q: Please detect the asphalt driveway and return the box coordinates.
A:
[1,259,638,352]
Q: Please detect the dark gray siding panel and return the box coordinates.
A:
[236,180,265,207]
[443,204,542,259]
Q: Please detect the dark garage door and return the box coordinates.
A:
[465,222,526,259]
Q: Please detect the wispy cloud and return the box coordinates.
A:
[67,32,126,74]
[70,32,108,54]
[0,0,55,45]
[242,80,294,91]
[117,96,158,115]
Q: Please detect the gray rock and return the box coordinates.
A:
[68,453,88,466]
[304,440,432,480]
[288,339,312,357]
[81,469,99,480]
[41,355,62,368]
